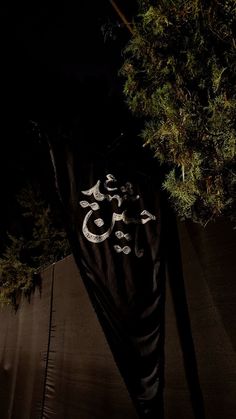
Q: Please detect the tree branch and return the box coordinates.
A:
[109,0,134,35]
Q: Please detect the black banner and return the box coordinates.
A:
[50,136,169,418]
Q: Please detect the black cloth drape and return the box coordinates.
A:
[0,218,235,418]
[0,257,138,419]
[49,136,170,418]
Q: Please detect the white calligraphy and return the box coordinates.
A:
[79,174,156,256]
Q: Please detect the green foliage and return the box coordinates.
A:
[0,185,70,306]
[121,0,236,224]
[0,234,34,306]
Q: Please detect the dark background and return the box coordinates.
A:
[0,5,236,418]
[0,1,137,239]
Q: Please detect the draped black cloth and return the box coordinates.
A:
[49,136,169,418]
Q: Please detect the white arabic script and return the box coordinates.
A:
[79,174,156,256]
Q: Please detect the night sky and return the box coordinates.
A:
[0,1,137,238]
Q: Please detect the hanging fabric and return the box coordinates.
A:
[49,134,169,418]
